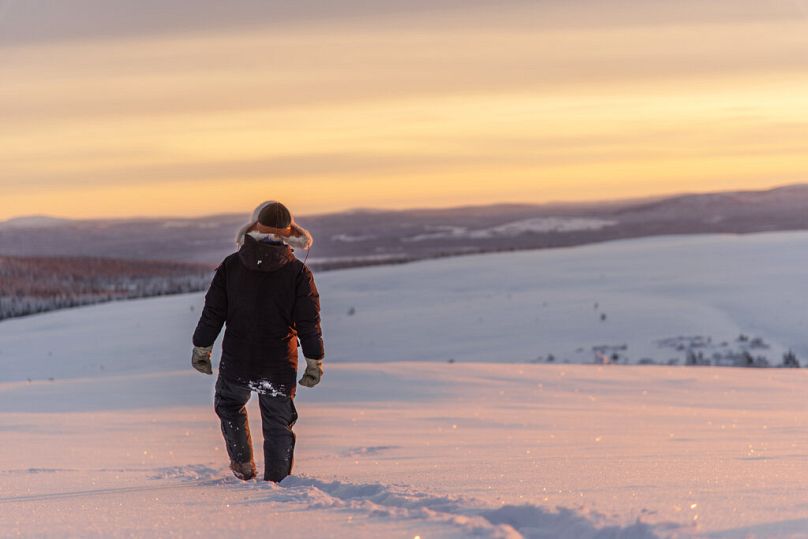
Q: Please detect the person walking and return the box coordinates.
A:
[191,200,324,482]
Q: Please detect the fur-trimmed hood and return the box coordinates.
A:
[234,200,313,251]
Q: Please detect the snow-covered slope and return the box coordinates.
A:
[320,231,808,366]
[6,231,808,381]
[2,232,808,537]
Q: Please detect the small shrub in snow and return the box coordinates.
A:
[781,350,800,368]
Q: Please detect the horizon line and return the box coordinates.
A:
[3,182,806,224]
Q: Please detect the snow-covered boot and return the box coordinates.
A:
[230,460,256,481]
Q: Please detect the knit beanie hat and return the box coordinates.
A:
[235,200,313,250]
[258,202,292,229]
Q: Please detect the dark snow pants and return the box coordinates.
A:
[214,376,298,482]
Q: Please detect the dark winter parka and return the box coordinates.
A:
[193,234,324,396]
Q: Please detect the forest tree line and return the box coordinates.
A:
[0,255,213,321]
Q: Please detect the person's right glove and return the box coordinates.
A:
[298,357,323,387]
[191,345,213,375]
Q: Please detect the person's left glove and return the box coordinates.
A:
[298,357,323,387]
[191,345,213,375]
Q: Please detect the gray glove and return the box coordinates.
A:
[298,357,323,388]
[191,345,213,375]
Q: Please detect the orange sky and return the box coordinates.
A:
[2,1,808,219]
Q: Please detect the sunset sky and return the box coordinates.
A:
[2,0,808,219]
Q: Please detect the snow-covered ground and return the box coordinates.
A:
[2,232,808,537]
[324,231,808,366]
[405,217,616,242]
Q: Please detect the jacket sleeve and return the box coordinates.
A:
[293,265,324,360]
[192,262,228,348]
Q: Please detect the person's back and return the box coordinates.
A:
[190,201,324,482]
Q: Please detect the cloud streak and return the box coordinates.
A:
[2,1,808,218]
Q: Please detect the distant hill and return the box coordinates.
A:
[2,184,808,268]
[0,215,72,229]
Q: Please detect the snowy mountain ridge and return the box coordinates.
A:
[3,184,808,267]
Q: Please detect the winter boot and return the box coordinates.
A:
[229,460,256,481]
